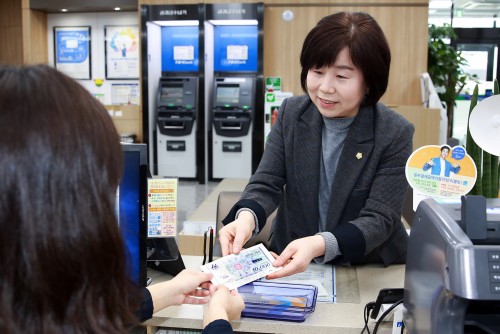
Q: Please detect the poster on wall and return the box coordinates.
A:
[111,83,140,105]
[105,26,139,79]
[54,26,91,80]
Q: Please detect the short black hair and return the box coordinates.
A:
[300,11,391,107]
[441,145,451,152]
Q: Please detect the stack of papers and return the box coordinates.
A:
[267,262,336,303]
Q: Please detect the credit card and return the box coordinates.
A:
[200,243,282,290]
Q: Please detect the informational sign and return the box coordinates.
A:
[149,4,199,21]
[161,26,199,72]
[214,25,258,72]
[111,83,140,105]
[405,145,477,210]
[105,26,139,79]
[264,91,293,142]
[265,77,282,91]
[54,26,91,79]
[147,178,178,237]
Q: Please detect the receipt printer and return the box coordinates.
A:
[403,196,500,334]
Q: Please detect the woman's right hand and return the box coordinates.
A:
[203,286,245,327]
[218,211,255,256]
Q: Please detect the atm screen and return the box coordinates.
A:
[160,84,183,105]
[216,85,240,105]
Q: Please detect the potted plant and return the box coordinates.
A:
[427,24,476,139]
[466,81,500,198]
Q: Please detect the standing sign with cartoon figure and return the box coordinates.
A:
[406,145,477,209]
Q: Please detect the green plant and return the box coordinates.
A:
[428,24,474,139]
[466,80,500,198]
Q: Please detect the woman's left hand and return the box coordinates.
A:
[266,235,326,279]
[168,269,215,305]
[147,269,215,312]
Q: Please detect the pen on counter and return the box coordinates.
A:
[202,230,207,265]
[208,226,214,263]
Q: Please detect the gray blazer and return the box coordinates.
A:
[225,95,414,266]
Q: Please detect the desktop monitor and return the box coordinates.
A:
[119,143,148,287]
[119,144,185,280]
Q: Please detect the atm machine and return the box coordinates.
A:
[205,3,264,181]
[156,77,198,178]
[403,196,500,333]
[141,4,205,182]
[211,76,255,179]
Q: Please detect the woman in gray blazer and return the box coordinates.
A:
[219,11,415,278]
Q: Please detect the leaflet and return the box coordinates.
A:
[200,243,282,290]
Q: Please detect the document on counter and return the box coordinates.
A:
[264,263,336,303]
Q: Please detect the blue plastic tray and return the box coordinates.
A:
[238,281,318,322]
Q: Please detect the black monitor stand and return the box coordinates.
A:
[146,238,186,276]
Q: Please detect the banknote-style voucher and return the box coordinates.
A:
[200,243,282,290]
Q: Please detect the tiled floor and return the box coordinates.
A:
[177,180,219,229]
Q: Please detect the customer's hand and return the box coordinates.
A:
[266,235,326,279]
[203,285,245,327]
[168,269,214,305]
[147,269,214,312]
[219,211,255,255]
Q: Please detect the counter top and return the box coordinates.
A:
[144,256,405,333]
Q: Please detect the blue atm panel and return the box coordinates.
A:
[214,25,258,72]
[161,26,199,72]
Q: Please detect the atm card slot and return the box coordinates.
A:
[213,116,251,137]
[220,122,243,131]
[163,121,186,130]
[167,141,186,151]
[222,141,242,153]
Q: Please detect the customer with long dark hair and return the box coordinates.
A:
[0,64,242,334]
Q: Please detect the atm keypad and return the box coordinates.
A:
[488,252,500,294]
[488,251,500,262]
[491,263,500,272]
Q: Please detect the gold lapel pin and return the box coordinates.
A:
[356,152,363,160]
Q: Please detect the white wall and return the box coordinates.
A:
[47,12,139,106]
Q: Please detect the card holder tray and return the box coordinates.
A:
[238,281,318,322]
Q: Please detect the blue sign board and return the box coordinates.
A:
[161,26,199,72]
[55,28,89,63]
[214,25,258,72]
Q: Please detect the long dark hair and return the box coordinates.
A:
[300,11,391,106]
[0,65,140,333]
